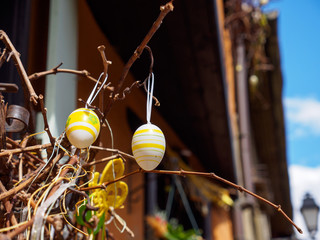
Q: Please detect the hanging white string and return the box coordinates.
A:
[85,73,109,108]
[146,72,154,123]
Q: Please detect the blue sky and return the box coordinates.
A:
[264,1,320,238]
[265,0,320,167]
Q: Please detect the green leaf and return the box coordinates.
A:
[75,200,88,226]
[93,212,105,235]
[76,203,93,226]
[166,222,201,240]
[75,200,105,236]
[164,232,180,240]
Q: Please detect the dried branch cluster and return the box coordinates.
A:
[0,1,301,239]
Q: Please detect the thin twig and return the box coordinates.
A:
[144,45,154,73]
[0,143,52,157]
[97,45,112,78]
[114,80,141,101]
[18,135,30,181]
[143,46,160,106]
[80,167,302,234]
[39,94,55,145]
[151,169,303,234]
[6,217,34,239]
[114,45,157,101]
[28,64,113,91]
[102,1,174,118]
[89,146,135,160]
[77,98,104,119]
[6,137,45,164]
[46,153,79,199]
[0,161,52,201]
[0,48,8,67]
[67,188,98,211]
[0,181,18,226]
[0,30,38,104]
[83,154,121,168]
[79,169,140,192]
[95,46,112,148]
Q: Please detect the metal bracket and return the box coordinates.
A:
[0,83,19,93]
[5,105,30,133]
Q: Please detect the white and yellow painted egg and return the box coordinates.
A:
[65,108,100,149]
[131,123,166,171]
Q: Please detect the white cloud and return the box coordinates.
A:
[289,165,320,239]
[284,97,320,138]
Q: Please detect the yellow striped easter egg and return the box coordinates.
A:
[65,108,100,149]
[131,123,166,170]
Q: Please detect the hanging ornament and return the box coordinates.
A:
[132,123,166,170]
[131,73,166,170]
[65,108,100,149]
[65,73,108,149]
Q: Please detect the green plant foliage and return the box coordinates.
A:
[75,200,105,236]
[165,219,202,240]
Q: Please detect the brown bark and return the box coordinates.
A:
[0,93,9,183]
[0,93,6,150]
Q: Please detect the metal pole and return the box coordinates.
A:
[236,37,255,198]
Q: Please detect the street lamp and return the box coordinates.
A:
[300,193,319,239]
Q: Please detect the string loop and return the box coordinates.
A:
[146,72,154,123]
[86,73,109,108]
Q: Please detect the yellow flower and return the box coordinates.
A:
[89,158,128,218]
